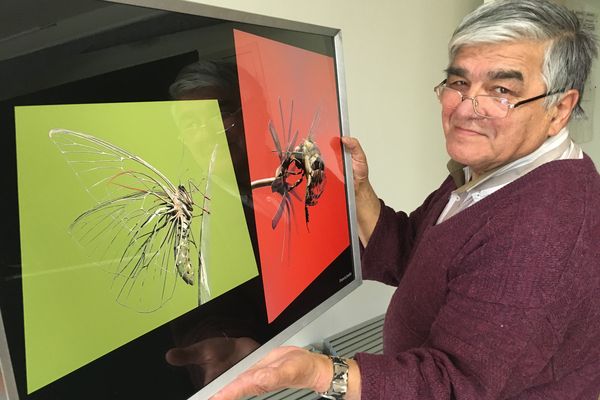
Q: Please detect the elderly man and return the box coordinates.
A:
[213,0,600,399]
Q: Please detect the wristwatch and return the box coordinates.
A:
[318,355,349,399]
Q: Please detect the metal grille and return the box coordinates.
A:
[248,314,384,400]
[323,314,384,358]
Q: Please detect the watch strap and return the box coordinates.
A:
[318,355,349,399]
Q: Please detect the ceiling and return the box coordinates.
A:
[0,0,224,64]
[0,0,109,43]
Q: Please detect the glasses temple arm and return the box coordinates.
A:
[513,89,565,108]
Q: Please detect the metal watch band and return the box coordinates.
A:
[318,355,349,400]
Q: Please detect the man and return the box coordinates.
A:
[213,0,600,399]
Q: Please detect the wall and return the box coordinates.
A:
[188,0,482,345]
[564,0,600,165]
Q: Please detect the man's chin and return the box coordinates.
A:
[446,144,483,166]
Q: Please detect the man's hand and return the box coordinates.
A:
[209,346,332,400]
[341,137,369,191]
[341,137,381,245]
[211,346,362,400]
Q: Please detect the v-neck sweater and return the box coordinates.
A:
[354,156,600,400]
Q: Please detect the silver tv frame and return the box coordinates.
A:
[0,1,362,399]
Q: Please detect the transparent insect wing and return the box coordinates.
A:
[49,128,196,312]
[114,198,184,312]
[49,129,177,204]
[198,146,217,304]
[68,171,187,313]
[268,101,290,226]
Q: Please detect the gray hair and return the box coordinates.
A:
[169,60,239,99]
[449,0,598,118]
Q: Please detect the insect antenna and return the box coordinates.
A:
[278,97,285,144]
[286,129,299,155]
[286,99,294,145]
[186,179,210,216]
[307,107,321,140]
[269,120,284,161]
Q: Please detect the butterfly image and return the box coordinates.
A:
[49,128,211,312]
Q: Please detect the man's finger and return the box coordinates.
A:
[210,369,270,400]
[341,136,367,163]
[165,347,196,367]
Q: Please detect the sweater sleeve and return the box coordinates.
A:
[354,181,596,399]
[361,177,454,286]
[359,200,414,286]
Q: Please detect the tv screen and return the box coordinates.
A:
[0,0,361,399]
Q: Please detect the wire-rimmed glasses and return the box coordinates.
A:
[434,79,564,119]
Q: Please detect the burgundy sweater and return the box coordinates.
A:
[354,157,600,400]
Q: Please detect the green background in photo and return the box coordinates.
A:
[15,101,258,393]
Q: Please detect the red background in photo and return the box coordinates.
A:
[234,30,350,322]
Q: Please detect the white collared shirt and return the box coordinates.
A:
[437,127,583,224]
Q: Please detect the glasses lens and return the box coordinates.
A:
[437,87,462,109]
[436,86,511,118]
[475,96,509,118]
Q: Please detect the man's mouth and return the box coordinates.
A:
[453,125,485,137]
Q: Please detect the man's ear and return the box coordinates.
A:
[548,89,579,137]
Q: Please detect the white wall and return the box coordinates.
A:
[565,0,600,165]
[187,0,482,345]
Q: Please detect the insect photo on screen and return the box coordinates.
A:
[48,128,211,313]
[250,98,326,230]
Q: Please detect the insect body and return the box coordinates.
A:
[173,185,195,285]
[49,129,207,312]
[250,99,326,230]
[292,137,325,224]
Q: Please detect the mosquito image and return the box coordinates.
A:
[49,128,210,312]
[251,98,326,230]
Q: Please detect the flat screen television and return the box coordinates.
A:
[0,0,361,399]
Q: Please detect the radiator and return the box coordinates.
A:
[247,314,384,400]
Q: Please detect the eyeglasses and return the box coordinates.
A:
[434,79,564,119]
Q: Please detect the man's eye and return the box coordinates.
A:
[448,80,467,87]
[493,86,512,95]
[447,80,469,93]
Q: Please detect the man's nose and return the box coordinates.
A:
[454,95,479,118]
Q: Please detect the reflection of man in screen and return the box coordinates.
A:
[169,61,245,172]
[165,60,263,389]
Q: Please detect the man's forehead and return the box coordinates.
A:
[447,41,547,82]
